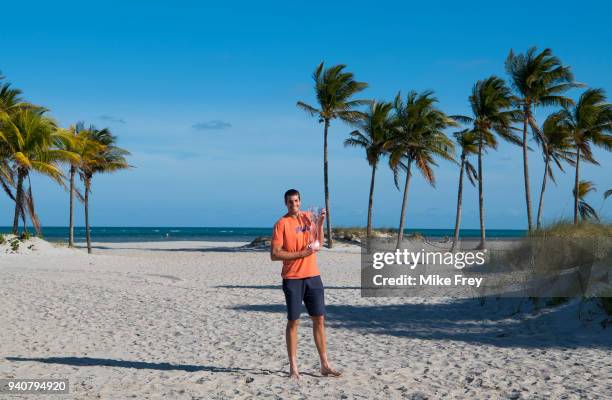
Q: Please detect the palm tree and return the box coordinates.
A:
[453,77,522,249]
[388,90,456,248]
[78,126,130,253]
[557,89,612,224]
[534,112,576,229]
[297,62,368,248]
[344,101,395,238]
[0,108,76,235]
[573,180,599,221]
[450,129,478,252]
[505,47,579,231]
[57,122,88,247]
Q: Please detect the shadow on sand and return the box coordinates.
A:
[4,356,310,376]
[215,284,361,290]
[230,299,612,349]
[79,245,269,253]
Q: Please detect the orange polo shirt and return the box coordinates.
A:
[272,213,320,279]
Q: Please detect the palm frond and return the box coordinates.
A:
[578,201,599,221]
[296,101,320,117]
[449,114,474,124]
[465,160,478,186]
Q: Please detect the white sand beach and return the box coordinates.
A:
[1,240,610,399]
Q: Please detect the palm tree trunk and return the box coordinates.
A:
[536,154,550,229]
[522,108,534,231]
[366,164,377,238]
[26,176,40,236]
[21,204,27,234]
[323,118,333,248]
[451,154,465,252]
[478,141,486,249]
[85,178,92,254]
[21,198,28,235]
[574,148,581,225]
[396,160,412,248]
[69,166,75,247]
[12,171,24,235]
[20,176,28,234]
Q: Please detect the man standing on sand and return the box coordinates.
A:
[270,189,342,381]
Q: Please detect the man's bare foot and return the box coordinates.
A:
[320,366,342,377]
[289,369,301,382]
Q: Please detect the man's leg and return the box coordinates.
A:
[282,278,304,380]
[286,319,300,380]
[311,316,341,376]
[304,276,341,377]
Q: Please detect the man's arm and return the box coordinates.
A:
[271,245,313,261]
[319,208,326,244]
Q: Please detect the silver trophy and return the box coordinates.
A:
[305,206,323,250]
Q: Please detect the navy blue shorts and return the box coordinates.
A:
[282,275,325,321]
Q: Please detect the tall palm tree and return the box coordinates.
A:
[0,108,76,235]
[453,77,522,249]
[344,101,395,238]
[388,91,456,248]
[78,126,130,254]
[451,129,478,252]
[297,62,368,248]
[505,47,579,231]
[557,89,612,224]
[534,112,576,229]
[58,122,87,247]
[573,180,599,221]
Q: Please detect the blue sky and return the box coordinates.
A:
[0,0,610,228]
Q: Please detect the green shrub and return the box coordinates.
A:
[10,238,19,252]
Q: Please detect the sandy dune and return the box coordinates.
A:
[1,240,610,399]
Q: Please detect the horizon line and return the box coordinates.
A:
[0,226,528,231]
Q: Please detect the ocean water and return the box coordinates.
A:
[0,226,527,243]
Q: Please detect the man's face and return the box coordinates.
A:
[285,194,300,214]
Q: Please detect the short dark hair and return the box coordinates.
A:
[284,189,300,202]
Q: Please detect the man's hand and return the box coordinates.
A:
[271,245,314,261]
[320,208,326,220]
[300,247,314,258]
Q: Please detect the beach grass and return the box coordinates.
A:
[332,226,426,243]
[527,220,612,315]
[529,220,612,238]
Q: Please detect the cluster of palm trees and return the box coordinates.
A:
[0,72,130,253]
[298,48,612,249]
